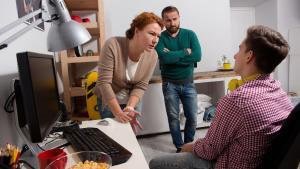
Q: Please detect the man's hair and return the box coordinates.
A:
[245,25,289,74]
[161,6,179,18]
[125,12,164,40]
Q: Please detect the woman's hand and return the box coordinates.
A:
[123,106,135,113]
[114,111,132,123]
[123,106,143,133]
[127,111,143,134]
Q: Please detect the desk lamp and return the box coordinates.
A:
[0,0,91,52]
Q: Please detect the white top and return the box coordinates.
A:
[126,58,139,81]
[116,57,140,104]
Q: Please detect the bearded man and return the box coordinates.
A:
[155,6,201,153]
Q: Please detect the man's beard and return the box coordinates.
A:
[166,25,180,34]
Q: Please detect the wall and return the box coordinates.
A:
[255,0,277,29]
[0,0,50,147]
[102,0,232,73]
[255,0,300,91]
[230,7,255,57]
[277,0,300,93]
[288,27,300,95]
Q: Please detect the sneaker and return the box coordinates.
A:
[176,148,182,153]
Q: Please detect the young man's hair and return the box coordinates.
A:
[161,6,179,18]
[125,12,163,39]
[245,25,289,74]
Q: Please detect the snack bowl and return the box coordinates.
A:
[45,151,111,169]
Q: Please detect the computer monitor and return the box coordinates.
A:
[15,51,62,143]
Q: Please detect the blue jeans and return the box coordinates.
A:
[149,152,215,169]
[97,97,142,118]
[162,81,198,149]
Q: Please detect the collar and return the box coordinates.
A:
[241,73,262,84]
[228,73,262,92]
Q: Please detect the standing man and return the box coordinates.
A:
[150,25,293,169]
[156,6,201,152]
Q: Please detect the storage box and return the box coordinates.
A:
[289,96,300,107]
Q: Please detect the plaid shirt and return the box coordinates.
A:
[193,75,293,169]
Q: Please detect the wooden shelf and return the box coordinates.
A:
[81,22,97,28]
[70,87,85,97]
[82,22,100,36]
[65,56,98,63]
[65,0,99,11]
[61,0,105,115]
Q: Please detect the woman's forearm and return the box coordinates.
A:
[126,95,140,109]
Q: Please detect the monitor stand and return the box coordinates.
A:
[13,101,69,154]
[12,79,69,156]
[12,79,41,155]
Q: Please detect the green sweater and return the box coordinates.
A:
[156,28,201,80]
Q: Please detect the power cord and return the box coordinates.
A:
[17,160,36,169]
[3,91,15,113]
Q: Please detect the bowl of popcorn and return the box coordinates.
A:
[45,151,111,169]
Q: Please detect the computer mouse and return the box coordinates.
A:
[97,119,109,126]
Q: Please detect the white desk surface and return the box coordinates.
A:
[66,118,149,169]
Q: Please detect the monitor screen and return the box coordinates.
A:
[16,51,61,143]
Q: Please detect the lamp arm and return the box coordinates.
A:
[0,0,91,52]
[0,9,43,50]
[0,19,43,50]
[0,9,42,36]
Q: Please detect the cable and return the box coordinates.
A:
[3,91,15,113]
[44,133,63,146]
[36,143,45,152]
[17,160,36,169]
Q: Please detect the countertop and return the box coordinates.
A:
[150,70,238,83]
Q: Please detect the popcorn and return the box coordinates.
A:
[68,160,109,169]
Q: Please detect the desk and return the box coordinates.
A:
[66,118,149,169]
[21,119,149,169]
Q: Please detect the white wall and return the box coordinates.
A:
[255,0,277,29]
[288,27,300,95]
[102,0,232,73]
[230,7,255,59]
[255,0,300,92]
[0,1,50,147]
[277,0,300,93]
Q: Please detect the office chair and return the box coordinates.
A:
[258,103,300,169]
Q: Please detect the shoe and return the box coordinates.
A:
[176,148,182,153]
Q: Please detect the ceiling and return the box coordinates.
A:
[230,0,269,7]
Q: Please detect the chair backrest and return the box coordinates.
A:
[259,103,300,169]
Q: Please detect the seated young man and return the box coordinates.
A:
[149,25,293,169]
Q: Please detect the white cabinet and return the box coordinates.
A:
[138,71,239,136]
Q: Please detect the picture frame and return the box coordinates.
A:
[15,0,44,31]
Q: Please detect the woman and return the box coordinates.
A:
[93,12,163,130]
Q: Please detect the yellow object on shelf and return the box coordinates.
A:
[85,71,100,119]
[223,63,231,70]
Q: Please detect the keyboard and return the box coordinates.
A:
[63,127,132,166]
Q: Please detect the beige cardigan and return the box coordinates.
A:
[93,37,158,105]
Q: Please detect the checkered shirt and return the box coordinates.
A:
[193,75,293,169]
